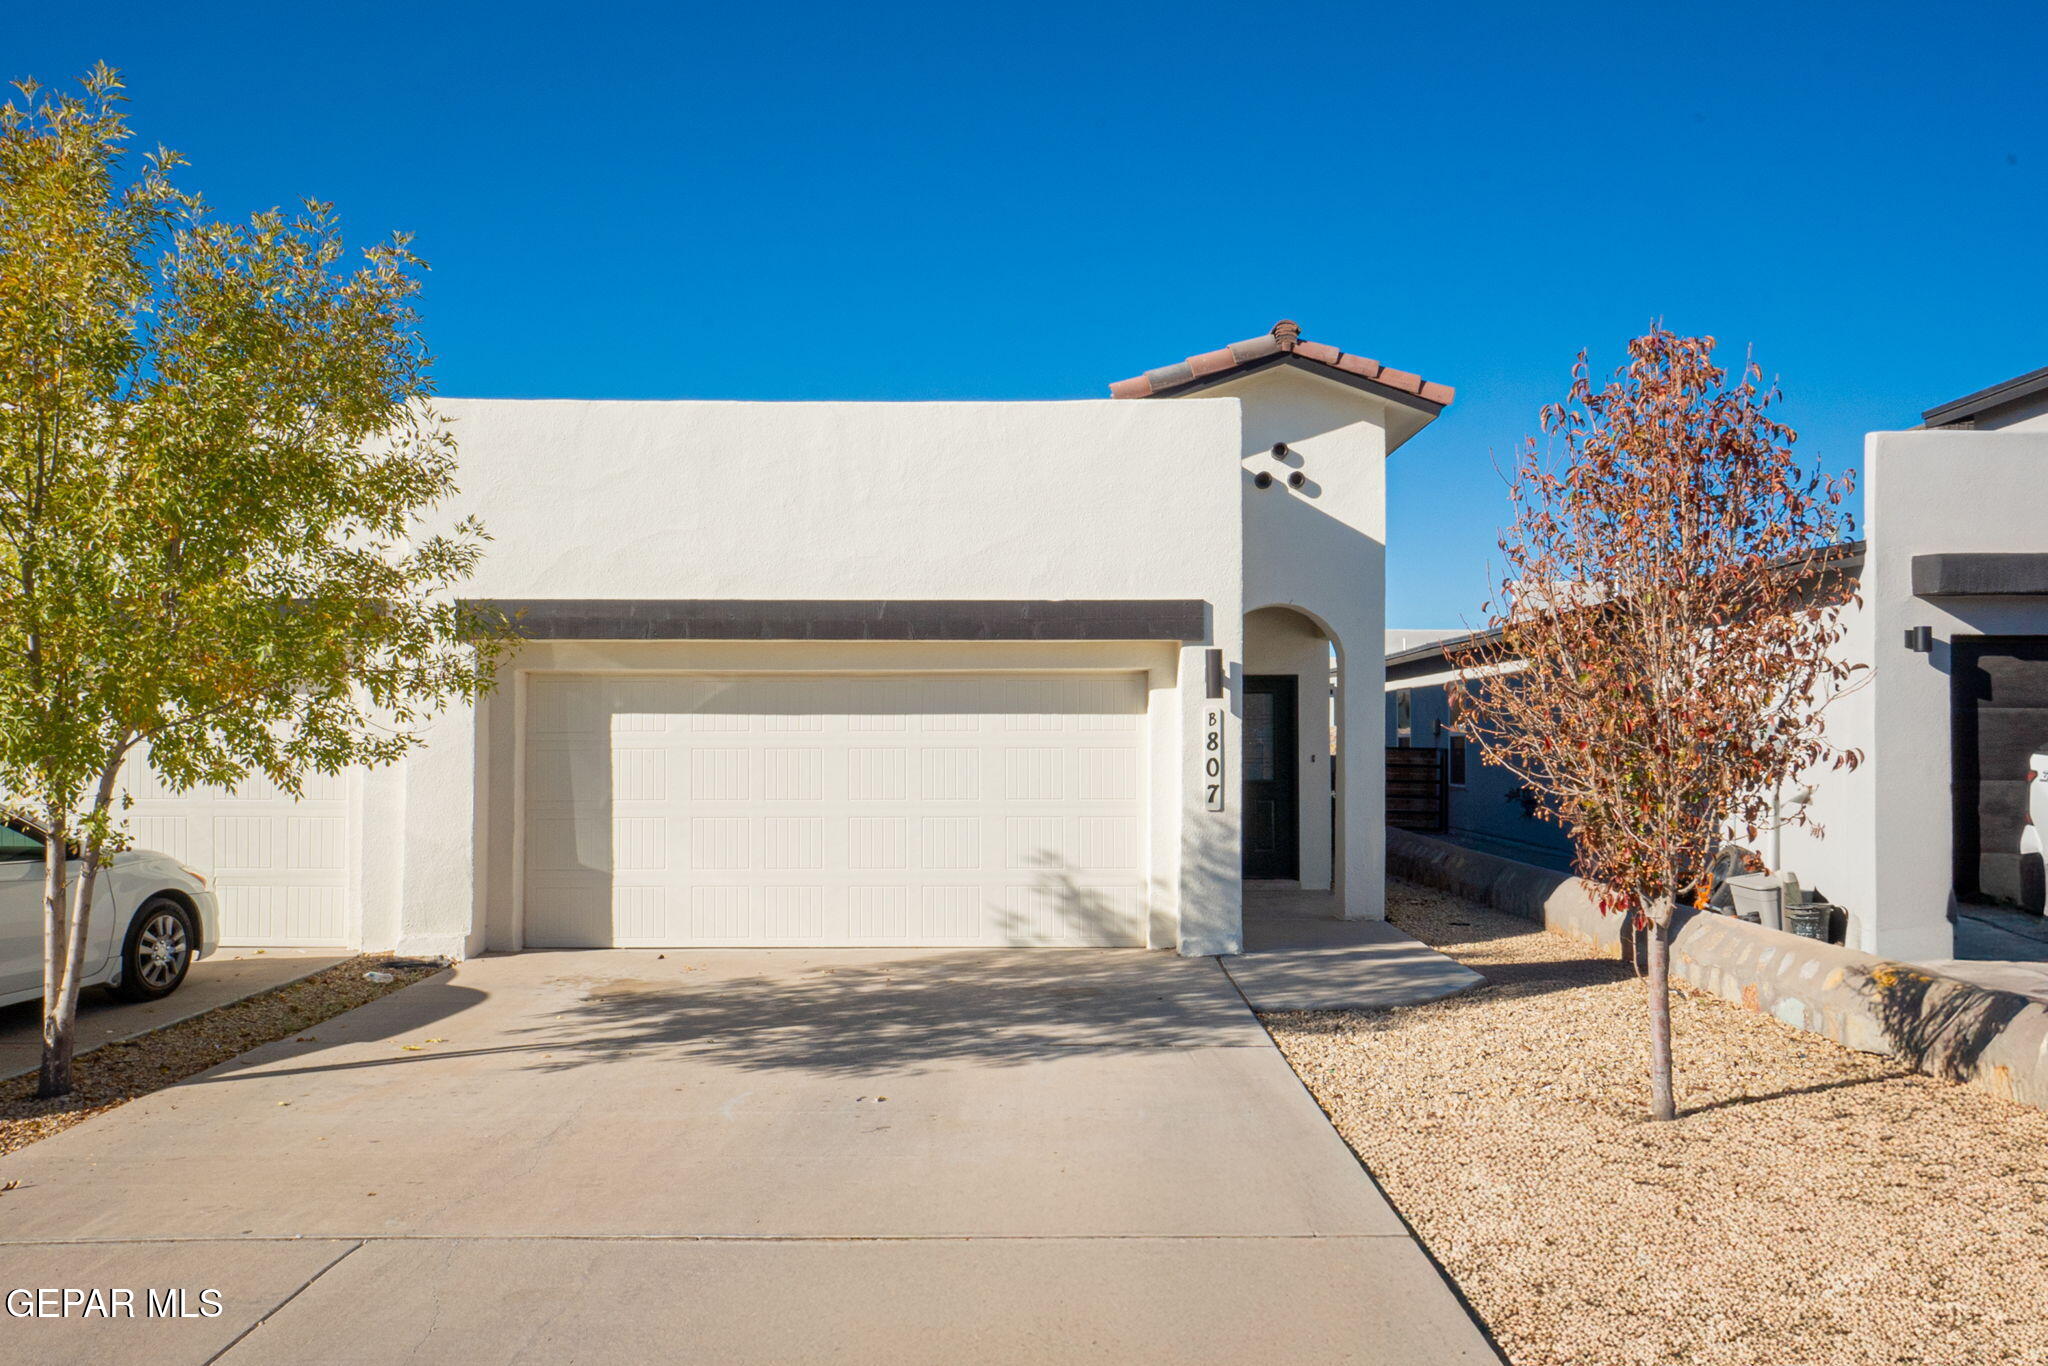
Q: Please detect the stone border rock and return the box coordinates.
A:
[1388,827,1625,958]
[1388,828,2048,1111]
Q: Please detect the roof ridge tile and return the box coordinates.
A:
[1110,320,1452,407]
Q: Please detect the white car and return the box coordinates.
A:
[2023,749,2048,913]
[0,818,220,1009]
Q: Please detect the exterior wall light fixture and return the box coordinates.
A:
[1904,626,1934,653]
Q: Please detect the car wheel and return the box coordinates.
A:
[113,898,195,1002]
[2023,852,2047,916]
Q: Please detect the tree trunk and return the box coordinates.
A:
[36,759,128,1100]
[35,820,72,1100]
[1646,912,1676,1122]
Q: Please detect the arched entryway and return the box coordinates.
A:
[1243,605,1340,894]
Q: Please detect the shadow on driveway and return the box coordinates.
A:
[184,946,1259,1087]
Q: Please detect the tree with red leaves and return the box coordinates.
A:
[1450,328,1863,1121]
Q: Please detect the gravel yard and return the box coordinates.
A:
[0,955,441,1157]
[1265,879,2048,1366]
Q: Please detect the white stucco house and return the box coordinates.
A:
[117,321,1452,959]
[1776,363,2048,960]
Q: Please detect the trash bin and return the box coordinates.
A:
[1787,903,1832,942]
[1726,873,1786,932]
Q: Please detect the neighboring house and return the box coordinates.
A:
[1791,363,2048,959]
[1385,628,1462,655]
[1386,364,2048,960]
[117,320,1452,959]
[1384,641,1577,873]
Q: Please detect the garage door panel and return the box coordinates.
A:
[216,884,348,944]
[560,878,1150,949]
[997,879,1145,946]
[764,749,825,801]
[526,817,607,875]
[1005,817,1063,869]
[847,748,909,801]
[765,885,827,939]
[118,747,354,947]
[524,878,612,949]
[521,672,1148,947]
[129,815,190,863]
[1080,748,1140,801]
[920,748,981,800]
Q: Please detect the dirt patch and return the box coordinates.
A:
[1265,878,2048,1366]
[0,955,441,1158]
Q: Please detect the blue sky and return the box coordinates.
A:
[15,2,2047,628]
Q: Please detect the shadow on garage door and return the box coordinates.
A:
[1951,636,2048,907]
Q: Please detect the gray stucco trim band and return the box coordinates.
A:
[1912,553,2048,597]
[467,598,1212,643]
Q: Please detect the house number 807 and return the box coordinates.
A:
[1203,704,1226,812]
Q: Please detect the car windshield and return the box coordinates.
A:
[0,824,44,861]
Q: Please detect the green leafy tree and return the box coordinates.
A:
[0,67,508,1098]
[1450,329,1862,1121]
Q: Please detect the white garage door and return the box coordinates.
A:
[521,672,1149,947]
[119,759,352,946]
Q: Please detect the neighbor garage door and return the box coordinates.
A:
[1950,636,2048,904]
[118,758,352,945]
[521,672,1149,947]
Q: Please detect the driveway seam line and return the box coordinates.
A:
[203,1238,362,1364]
[0,1232,1415,1246]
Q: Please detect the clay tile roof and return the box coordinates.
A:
[1108,319,1454,407]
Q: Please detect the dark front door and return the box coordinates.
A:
[1243,675,1300,880]
[1950,636,2048,906]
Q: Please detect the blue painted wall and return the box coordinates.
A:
[1385,680,1578,873]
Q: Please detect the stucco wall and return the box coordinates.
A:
[1787,428,2048,958]
[430,398,1241,601]
[1200,365,1393,920]
[398,398,1251,957]
[1852,429,2048,959]
[1768,582,1878,950]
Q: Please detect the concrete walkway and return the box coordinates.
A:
[0,945,1498,1364]
[0,948,347,1081]
[1228,885,1485,1011]
[1924,904,2048,1003]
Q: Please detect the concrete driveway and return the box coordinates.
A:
[0,946,1497,1364]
